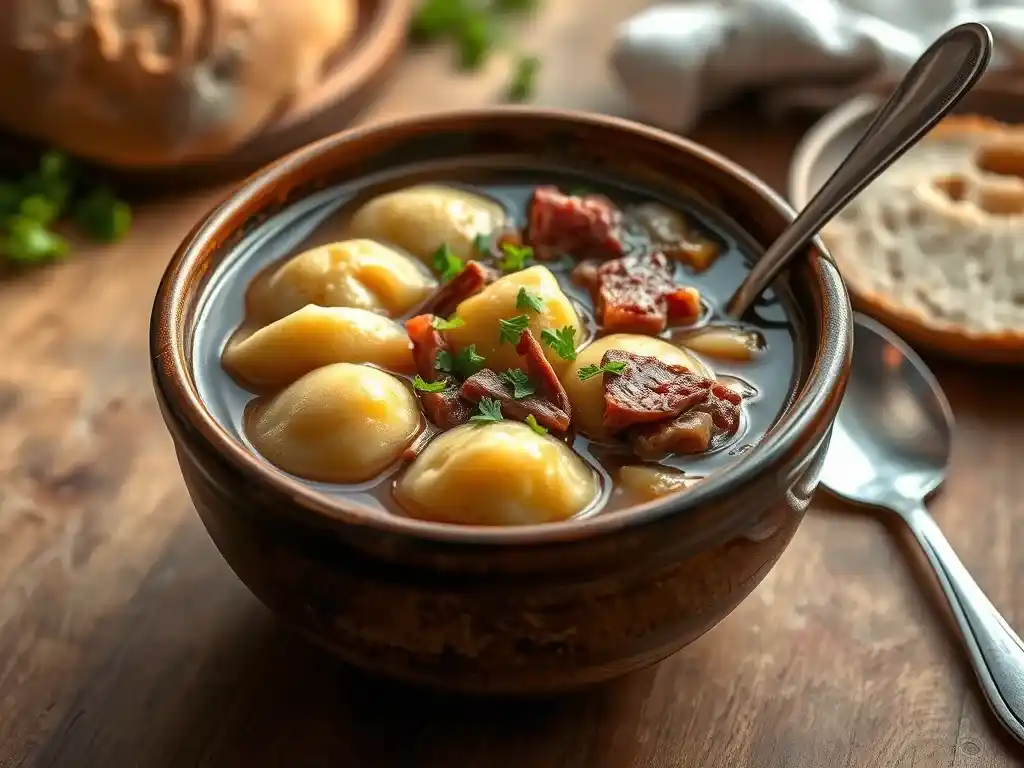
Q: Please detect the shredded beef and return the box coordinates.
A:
[413,260,497,318]
[515,330,570,413]
[594,252,702,334]
[421,388,475,430]
[601,349,713,433]
[631,411,715,460]
[460,369,571,433]
[527,185,625,260]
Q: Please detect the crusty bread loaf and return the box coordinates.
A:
[824,115,1024,354]
[0,0,356,169]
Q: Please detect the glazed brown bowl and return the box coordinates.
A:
[150,108,852,695]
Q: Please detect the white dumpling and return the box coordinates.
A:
[250,239,437,322]
[563,334,713,441]
[395,422,599,526]
[445,265,584,373]
[347,184,505,265]
[222,305,413,388]
[247,363,421,483]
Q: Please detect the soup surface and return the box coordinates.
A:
[193,171,802,526]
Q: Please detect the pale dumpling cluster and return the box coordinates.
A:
[563,334,712,440]
[249,239,437,322]
[248,364,422,483]
[348,184,506,263]
[395,422,599,525]
[446,265,584,372]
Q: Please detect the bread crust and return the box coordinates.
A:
[0,0,356,169]
[830,114,1024,363]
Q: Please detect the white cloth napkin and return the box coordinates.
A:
[611,0,1024,133]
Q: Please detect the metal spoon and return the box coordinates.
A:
[725,22,992,318]
[820,314,1024,744]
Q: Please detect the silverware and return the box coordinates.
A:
[820,314,1024,744]
[725,22,992,318]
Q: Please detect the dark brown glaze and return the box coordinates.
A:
[150,109,852,694]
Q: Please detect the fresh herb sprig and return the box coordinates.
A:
[540,325,577,361]
[515,286,544,313]
[470,397,504,423]
[577,361,628,382]
[0,150,132,267]
[498,314,530,345]
[499,367,535,399]
[436,345,486,379]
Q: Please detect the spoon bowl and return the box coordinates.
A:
[822,314,952,506]
[821,314,1024,744]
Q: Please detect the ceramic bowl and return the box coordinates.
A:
[150,108,852,695]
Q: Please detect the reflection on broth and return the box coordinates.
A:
[194,175,802,526]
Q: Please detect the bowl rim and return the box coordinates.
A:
[151,106,852,546]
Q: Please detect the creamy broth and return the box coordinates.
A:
[193,172,803,522]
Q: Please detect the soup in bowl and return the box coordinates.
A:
[151,109,851,694]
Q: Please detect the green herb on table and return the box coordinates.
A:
[499,241,532,271]
[4,217,69,264]
[412,375,449,393]
[74,187,132,243]
[577,361,628,382]
[470,397,504,424]
[473,232,491,254]
[499,367,535,399]
[515,286,544,313]
[524,413,547,435]
[498,314,530,345]
[431,243,464,281]
[540,325,577,361]
[505,55,540,103]
[457,11,499,71]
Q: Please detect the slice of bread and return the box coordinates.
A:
[0,0,357,169]
[824,115,1024,362]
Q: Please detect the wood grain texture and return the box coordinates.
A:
[1,0,1023,765]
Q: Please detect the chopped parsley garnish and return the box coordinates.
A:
[74,187,132,243]
[412,375,448,393]
[431,315,465,331]
[540,325,577,361]
[524,414,548,435]
[499,368,535,399]
[456,11,498,70]
[506,55,540,103]
[515,286,545,313]
[499,242,533,271]
[498,314,530,345]
[435,345,486,379]
[470,397,504,424]
[431,243,463,281]
[577,361,628,382]
[473,232,491,254]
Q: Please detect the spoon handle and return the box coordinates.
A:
[725,22,992,318]
[897,498,1024,743]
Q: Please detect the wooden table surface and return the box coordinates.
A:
[3,2,1024,766]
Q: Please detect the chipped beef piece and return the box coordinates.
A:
[515,329,570,413]
[414,260,498,319]
[460,369,571,433]
[601,349,712,432]
[594,252,702,334]
[631,411,715,460]
[404,313,474,429]
[527,185,625,260]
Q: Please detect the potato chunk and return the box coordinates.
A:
[678,326,764,362]
[563,334,712,441]
[222,305,413,388]
[618,465,703,502]
[347,185,505,265]
[250,239,437,322]
[247,363,421,483]
[444,265,584,373]
[394,422,599,526]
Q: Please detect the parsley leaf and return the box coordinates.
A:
[524,414,548,435]
[498,314,530,345]
[431,243,464,281]
[499,242,533,271]
[473,232,491,254]
[540,325,577,361]
[435,346,485,379]
[577,361,628,382]
[506,55,541,104]
[470,397,504,424]
[431,315,465,331]
[412,375,448,393]
[499,368,535,399]
[515,286,545,313]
